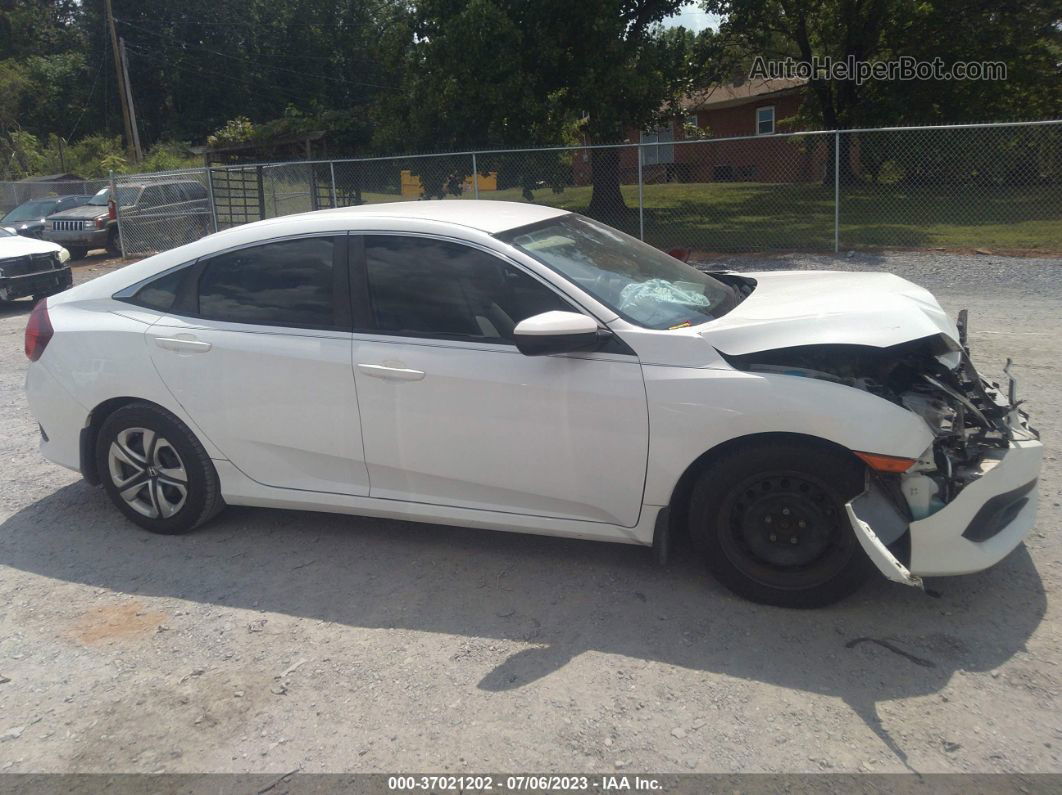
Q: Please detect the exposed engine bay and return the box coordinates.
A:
[719,309,1038,523]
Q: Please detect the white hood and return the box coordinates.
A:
[0,234,65,258]
[702,270,960,355]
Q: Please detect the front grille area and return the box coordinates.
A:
[0,253,59,277]
[51,219,87,231]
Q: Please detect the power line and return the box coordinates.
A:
[115,17,394,89]
[123,43,331,108]
[65,54,107,141]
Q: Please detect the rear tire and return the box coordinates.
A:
[105,228,121,257]
[689,440,875,608]
[96,403,224,535]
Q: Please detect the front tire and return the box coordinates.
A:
[689,440,875,608]
[96,403,224,534]
[66,246,88,260]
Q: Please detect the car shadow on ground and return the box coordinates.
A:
[0,481,1046,769]
[0,298,37,318]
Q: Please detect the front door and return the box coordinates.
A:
[351,234,648,527]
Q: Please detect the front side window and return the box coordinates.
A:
[501,214,738,330]
[197,237,337,329]
[364,236,571,342]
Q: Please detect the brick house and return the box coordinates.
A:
[573,77,830,186]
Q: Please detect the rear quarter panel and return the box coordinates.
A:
[37,299,226,460]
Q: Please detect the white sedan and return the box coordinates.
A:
[24,201,1042,607]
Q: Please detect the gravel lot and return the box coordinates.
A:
[0,250,1059,775]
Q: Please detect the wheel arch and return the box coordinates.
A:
[661,431,867,543]
[79,396,177,485]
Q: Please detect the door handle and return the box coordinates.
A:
[357,363,425,381]
[153,335,212,353]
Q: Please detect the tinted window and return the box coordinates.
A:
[139,186,164,207]
[161,184,184,204]
[365,236,571,341]
[132,268,185,312]
[198,237,336,328]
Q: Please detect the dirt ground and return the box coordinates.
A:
[0,250,1059,775]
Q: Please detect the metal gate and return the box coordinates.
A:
[209,165,266,229]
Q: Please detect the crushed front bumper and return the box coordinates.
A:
[848,436,1042,586]
[0,266,72,301]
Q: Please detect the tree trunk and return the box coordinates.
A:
[586,146,629,220]
[822,132,859,186]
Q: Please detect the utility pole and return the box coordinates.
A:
[119,38,143,161]
[104,0,140,162]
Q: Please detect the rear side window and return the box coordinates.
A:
[131,268,185,312]
[197,237,337,329]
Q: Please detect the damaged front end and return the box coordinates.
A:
[722,309,1042,587]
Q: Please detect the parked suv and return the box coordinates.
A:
[2,195,92,239]
[44,180,211,259]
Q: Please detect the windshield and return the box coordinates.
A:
[501,214,736,329]
[3,200,58,223]
[0,226,14,237]
[88,186,141,207]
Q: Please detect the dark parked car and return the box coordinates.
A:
[2,195,92,239]
[44,180,211,259]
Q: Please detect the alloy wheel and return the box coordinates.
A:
[106,427,188,519]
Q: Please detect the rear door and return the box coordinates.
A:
[146,234,370,495]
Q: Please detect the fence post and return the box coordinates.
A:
[256,166,266,221]
[309,164,320,211]
[110,170,127,259]
[205,167,219,233]
[834,130,840,254]
[472,153,479,199]
[637,144,645,241]
[329,161,338,207]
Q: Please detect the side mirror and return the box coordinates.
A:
[513,311,608,356]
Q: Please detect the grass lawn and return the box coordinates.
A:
[256,179,1062,255]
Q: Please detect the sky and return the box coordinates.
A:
[664,3,721,33]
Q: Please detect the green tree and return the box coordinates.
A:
[376,0,694,215]
[705,0,1061,181]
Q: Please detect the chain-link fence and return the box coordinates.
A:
[112,168,214,256]
[111,120,1061,258]
[0,179,109,217]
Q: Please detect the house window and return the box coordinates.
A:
[685,114,699,129]
[641,126,675,165]
[756,106,775,135]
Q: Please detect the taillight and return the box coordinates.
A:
[25,299,53,362]
[108,199,116,221]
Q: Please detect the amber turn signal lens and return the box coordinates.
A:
[853,451,917,473]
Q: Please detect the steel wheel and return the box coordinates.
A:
[106,427,188,519]
[717,469,857,591]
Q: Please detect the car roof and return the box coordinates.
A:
[310,200,569,235]
[15,194,89,204]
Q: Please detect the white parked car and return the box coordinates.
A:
[0,226,72,302]
[24,202,1042,607]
